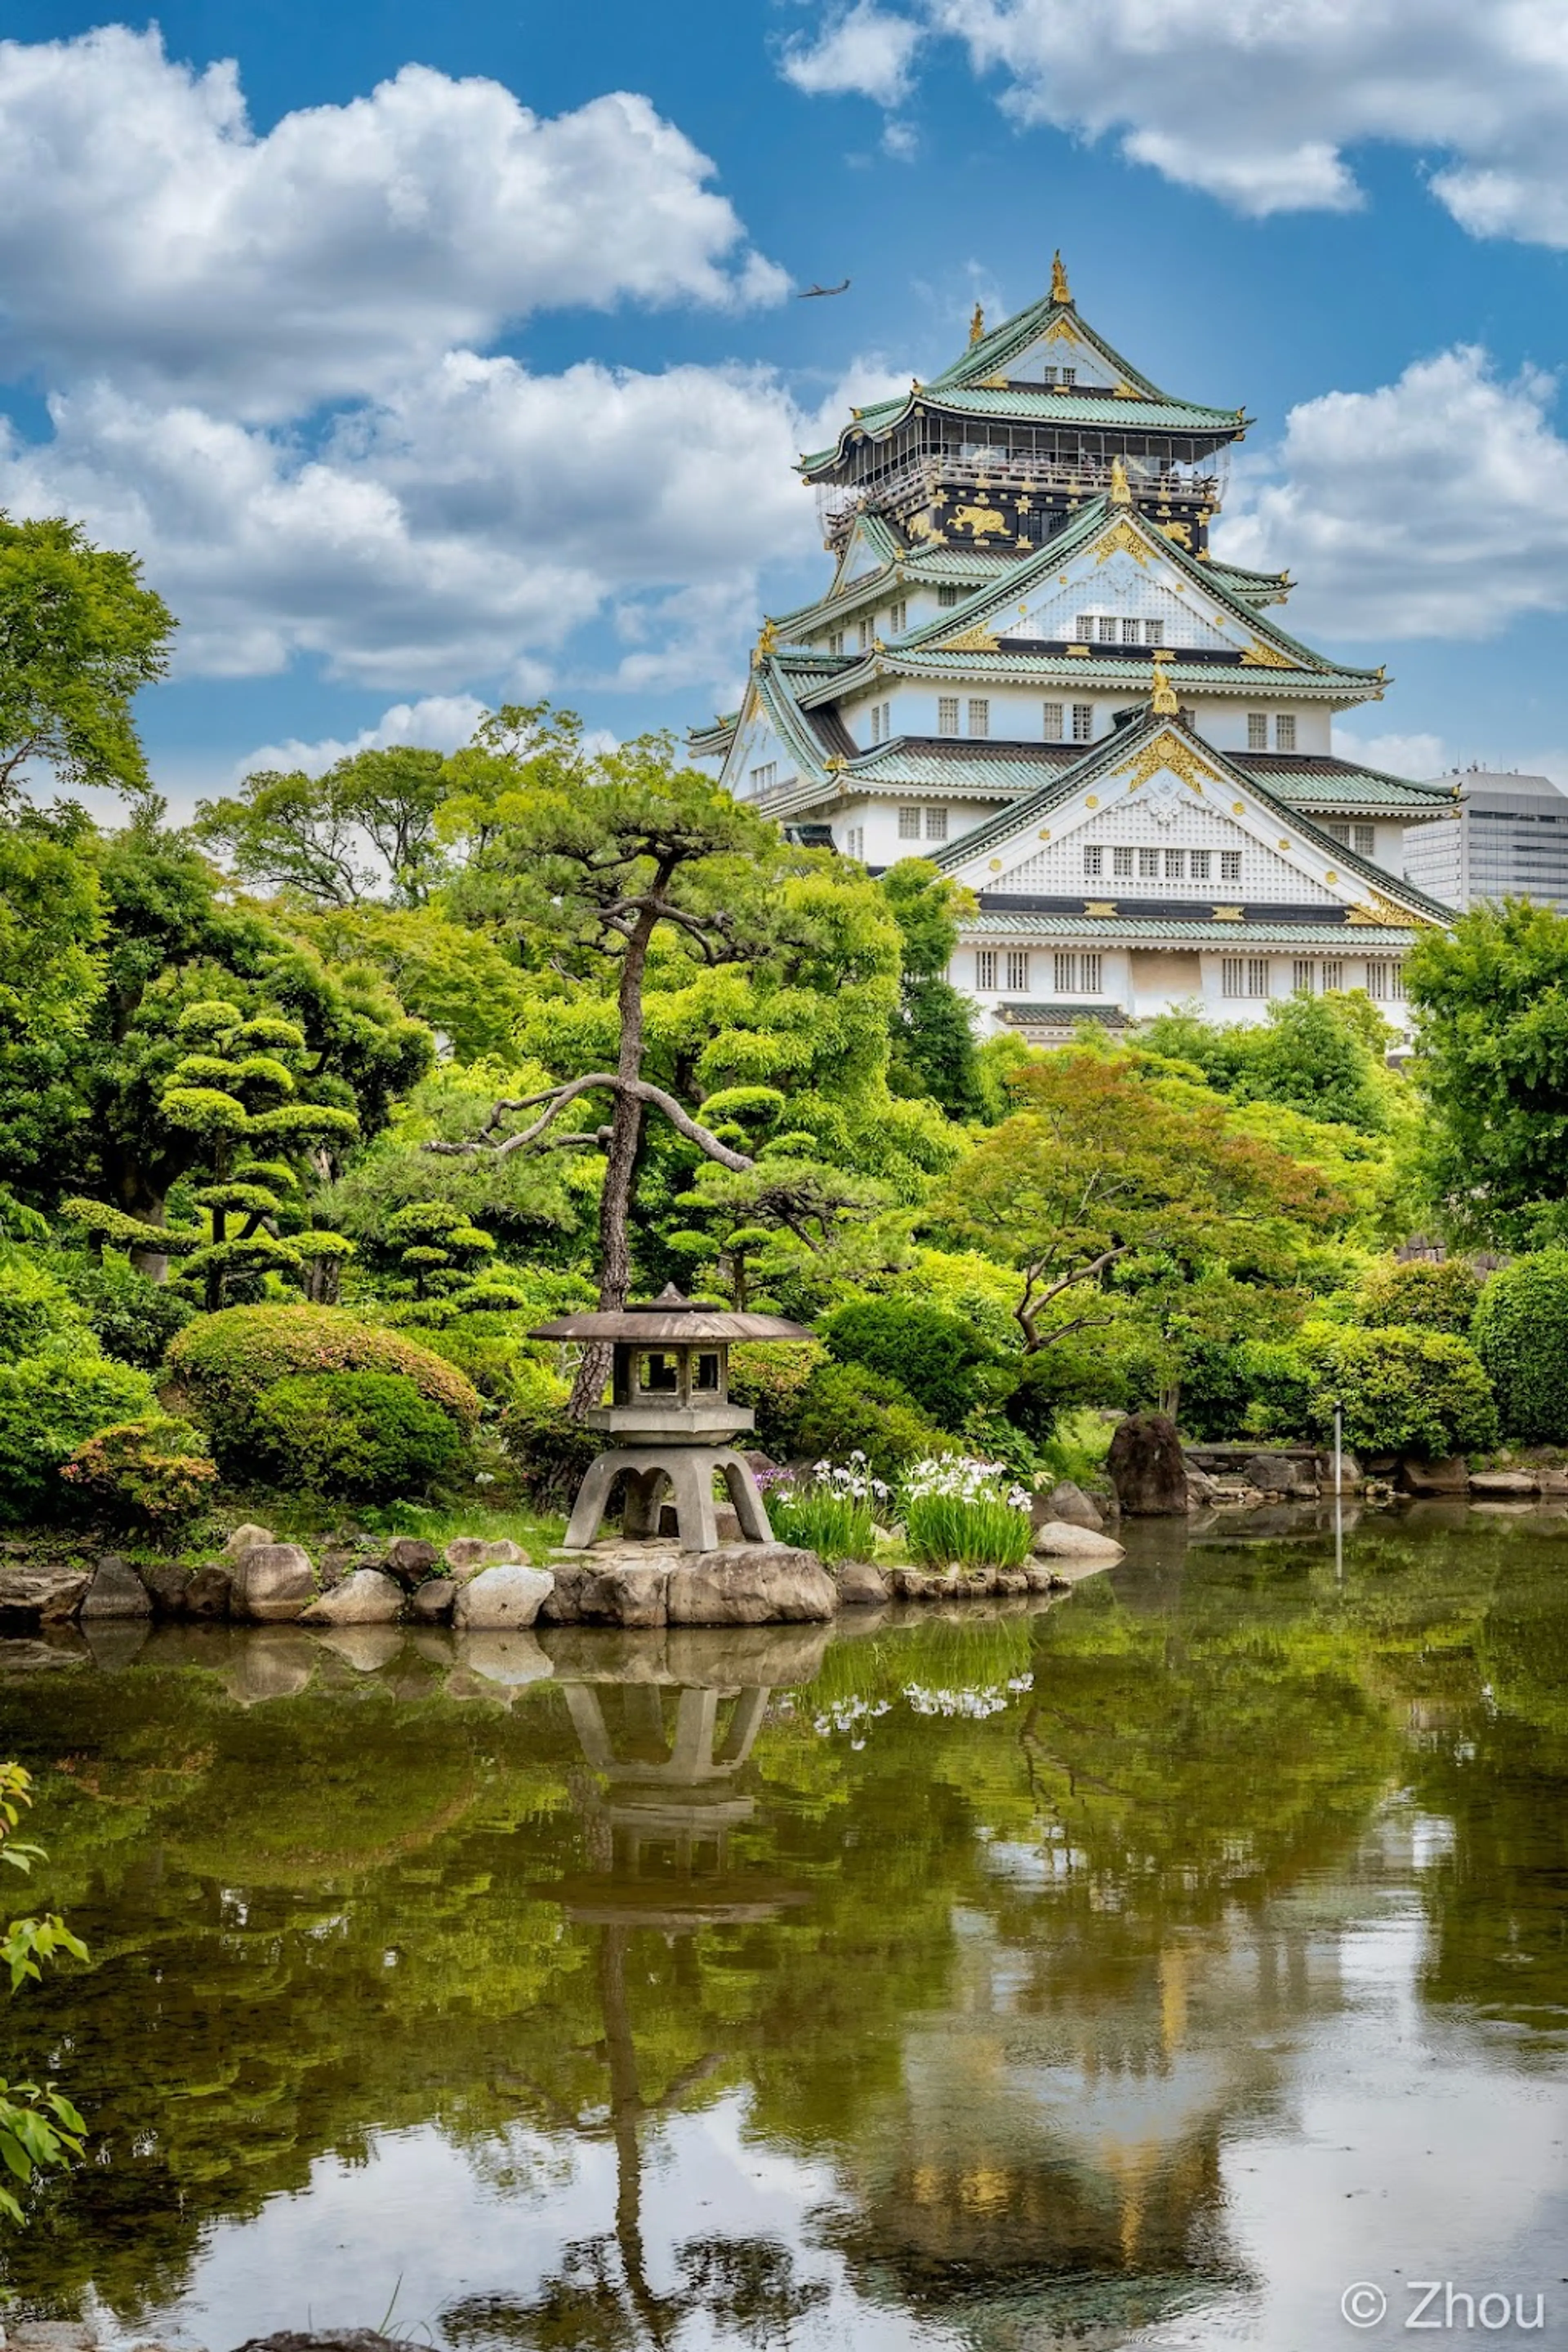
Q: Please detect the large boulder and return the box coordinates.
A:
[301,1569,405,1626]
[1107,1414,1189,1516]
[384,1536,440,1585]
[836,1559,890,1608]
[230,1543,316,1623]
[223,1521,275,1555]
[1038,1480,1104,1532]
[452,1564,553,1630]
[666,1546,836,1626]
[185,1564,233,1619]
[1031,1521,1125,1561]
[570,1566,668,1629]
[0,1567,90,1624]
[80,1554,153,1620]
[1468,1468,1539,1496]
[410,1577,457,1621]
[1241,1453,1316,1497]
[1399,1454,1470,1494]
[444,1535,528,1578]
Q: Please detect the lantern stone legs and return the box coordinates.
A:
[562,1444,776,1554]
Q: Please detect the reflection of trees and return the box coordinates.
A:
[0,1520,1560,2336]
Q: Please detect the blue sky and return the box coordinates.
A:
[4,0,1568,804]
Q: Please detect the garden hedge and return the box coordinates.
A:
[168,1305,482,1471]
[1472,1251,1568,1443]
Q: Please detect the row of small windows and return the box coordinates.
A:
[1323,820,1377,856]
[1246,713,1297,752]
[828,598,909,654]
[748,762,777,793]
[1084,846,1244,884]
[974,949,1102,995]
[868,700,893,744]
[898,807,949,841]
[1077,615,1167,646]
[1223,956,1404,1002]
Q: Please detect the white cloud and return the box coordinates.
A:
[1333,728,1450,780]
[235,695,490,780]
[1216,346,1568,639]
[780,4,925,105]
[775,0,1568,242]
[0,354,908,693]
[0,27,787,419]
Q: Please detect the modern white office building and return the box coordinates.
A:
[1402,770,1568,914]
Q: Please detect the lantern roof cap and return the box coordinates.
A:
[529,1284,813,1345]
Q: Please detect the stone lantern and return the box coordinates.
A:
[529,1284,812,1553]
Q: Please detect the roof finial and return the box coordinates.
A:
[751,619,778,667]
[1151,661,1179,717]
[1109,454,1132,507]
[969,301,985,345]
[1051,249,1071,305]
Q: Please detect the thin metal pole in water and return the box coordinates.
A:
[1333,1400,1344,1584]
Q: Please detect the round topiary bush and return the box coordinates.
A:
[1472,1251,1568,1443]
[1302,1323,1497,1459]
[0,1350,160,1522]
[247,1370,469,1500]
[821,1297,998,1427]
[1355,1257,1482,1338]
[785,1360,953,1486]
[168,1305,482,1470]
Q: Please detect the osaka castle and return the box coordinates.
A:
[690,258,1457,1040]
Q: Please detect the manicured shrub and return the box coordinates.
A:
[1245,1323,1496,1458]
[0,1252,87,1362]
[247,1370,469,1501]
[822,1297,996,1427]
[59,1417,216,1532]
[168,1305,481,1469]
[901,1456,1033,1569]
[728,1341,822,1457]
[0,1350,159,1522]
[51,1252,196,1369]
[1355,1257,1482,1338]
[1472,1251,1568,1443]
[765,1456,888,1561]
[785,1361,953,1486]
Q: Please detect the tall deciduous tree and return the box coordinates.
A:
[936,1050,1339,1361]
[879,858,986,1118]
[193,746,451,908]
[0,514,174,802]
[1406,899,1568,1247]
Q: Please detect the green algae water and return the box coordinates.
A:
[2,1506,1565,2350]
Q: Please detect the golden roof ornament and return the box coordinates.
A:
[969,302,985,345]
[1109,455,1132,508]
[1151,661,1180,716]
[1051,250,1071,305]
[751,619,778,666]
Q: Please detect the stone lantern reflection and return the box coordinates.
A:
[530,1284,811,1552]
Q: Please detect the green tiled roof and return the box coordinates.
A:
[1237,756,1455,813]
[844,741,1081,794]
[963,912,1425,946]
[934,706,1452,927]
[1205,561,1292,605]
[803,649,1381,699]
[994,1001,1134,1026]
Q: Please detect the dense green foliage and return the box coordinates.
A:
[1355,1255,1482,1335]
[1472,1250,1568,1444]
[59,1417,217,1531]
[248,1370,469,1499]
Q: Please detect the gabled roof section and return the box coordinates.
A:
[1236,753,1456,816]
[829,510,904,591]
[933,706,1452,927]
[1205,561,1293,608]
[891,493,1378,682]
[929,288,1171,400]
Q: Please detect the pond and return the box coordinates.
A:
[2,1503,1565,2351]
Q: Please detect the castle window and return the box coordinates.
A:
[1006,951,1031,992]
[1144,620,1163,645]
[898,808,922,840]
[1042,367,1058,385]
[1353,823,1376,857]
[829,629,845,655]
[938,696,959,736]
[844,826,865,861]
[1325,822,1350,845]
[1072,703,1094,742]
[925,808,948,841]
[1113,846,1134,877]
[1366,961,1405,1002]
[1165,849,1186,880]
[1275,714,1297,751]
[1190,850,1212,880]
[1247,713,1268,751]
[967,698,990,737]
[1221,850,1242,881]
[1293,960,1317,994]
[1084,844,1103,877]
[858,617,873,652]
[890,599,907,633]
[1249,958,1271,997]
[1223,957,1271,999]
[1122,619,1141,645]
[1054,952,1103,994]
[976,949,998,989]
[1061,368,1076,386]
[1321,959,1344,991]
[1138,848,1159,879]
[1098,616,1118,643]
[938,585,961,608]
[1075,615,1094,641]
[749,762,777,793]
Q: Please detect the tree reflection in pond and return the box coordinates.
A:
[0,1511,1561,2346]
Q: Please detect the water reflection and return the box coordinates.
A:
[0,1512,1564,2349]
